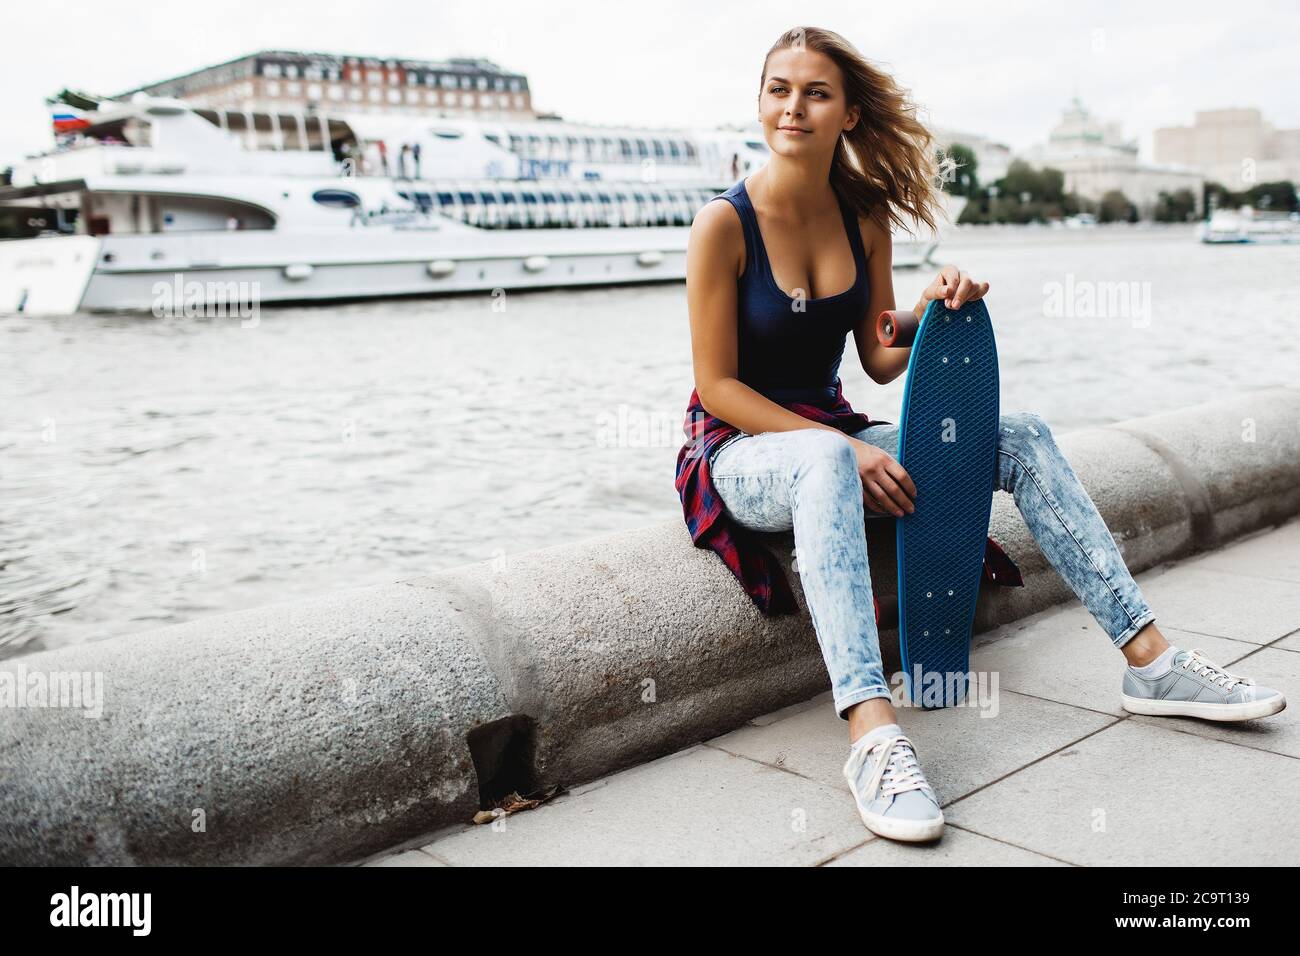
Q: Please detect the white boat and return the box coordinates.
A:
[0,94,961,315]
[1198,206,1300,244]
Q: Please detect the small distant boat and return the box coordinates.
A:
[1198,207,1300,244]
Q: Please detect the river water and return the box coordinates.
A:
[2,224,1296,658]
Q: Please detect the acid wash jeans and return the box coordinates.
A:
[708,410,1157,720]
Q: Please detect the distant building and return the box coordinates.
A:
[1018,97,1203,216]
[110,50,534,119]
[1154,108,1300,190]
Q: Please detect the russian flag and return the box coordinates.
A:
[50,104,90,132]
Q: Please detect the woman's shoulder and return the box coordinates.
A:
[852,207,893,258]
[689,193,747,279]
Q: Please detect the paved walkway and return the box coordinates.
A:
[359,517,1300,866]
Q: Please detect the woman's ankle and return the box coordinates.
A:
[1122,620,1170,667]
[846,698,899,743]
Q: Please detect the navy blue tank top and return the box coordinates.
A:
[710,176,870,408]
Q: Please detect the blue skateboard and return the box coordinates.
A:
[876,299,1000,708]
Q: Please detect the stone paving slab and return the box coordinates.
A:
[366,849,446,867]
[969,602,1258,717]
[707,686,1113,807]
[410,744,873,866]
[942,719,1300,866]
[826,824,1070,867]
[1182,520,1300,584]
[1130,564,1300,644]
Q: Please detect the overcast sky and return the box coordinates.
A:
[3,0,1297,166]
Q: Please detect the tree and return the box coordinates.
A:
[1153,189,1197,222]
[1062,192,1096,216]
[1098,189,1137,223]
[939,143,980,197]
[1039,167,1066,204]
[998,159,1042,201]
[1245,181,1298,212]
[1204,181,1245,213]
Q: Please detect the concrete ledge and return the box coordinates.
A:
[2,387,1298,864]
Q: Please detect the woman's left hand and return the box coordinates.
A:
[921,264,990,310]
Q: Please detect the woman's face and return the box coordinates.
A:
[758,47,858,159]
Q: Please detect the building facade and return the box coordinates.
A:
[111,50,534,119]
[1018,98,1204,216]
[1154,108,1300,191]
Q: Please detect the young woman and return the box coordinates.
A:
[675,26,1285,844]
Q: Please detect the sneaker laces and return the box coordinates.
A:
[858,735,932,799]
[1180,649,1253,691]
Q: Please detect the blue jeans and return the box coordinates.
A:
[708,411,1157,720]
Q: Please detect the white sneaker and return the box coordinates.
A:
[842,730,944,842]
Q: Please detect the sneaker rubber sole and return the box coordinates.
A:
[855,804,946,842]
[1120,692,1286,721]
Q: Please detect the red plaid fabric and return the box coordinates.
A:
[674,379,1024,617]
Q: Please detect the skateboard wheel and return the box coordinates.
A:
[876,309,920,348]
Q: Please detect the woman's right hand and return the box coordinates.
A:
[847,437,916,517]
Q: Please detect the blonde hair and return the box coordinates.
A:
[762,26,949,235]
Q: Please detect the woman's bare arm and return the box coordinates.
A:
[851,214,912,385]
[687,199,849,438]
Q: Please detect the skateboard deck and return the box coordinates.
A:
[877,299,1000,708]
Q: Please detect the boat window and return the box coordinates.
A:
[521,193,538,204]
[560,192,576,203]
[479,192,497,203]
[619,138,632,159]
[500,192,522,226]
[311,188,361,208]
[437,191,455,206]
[635,139,648,158]
[540,192,556,203]
[459,191,476,204]
[652,140,665,159]
[685,141,697,160]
